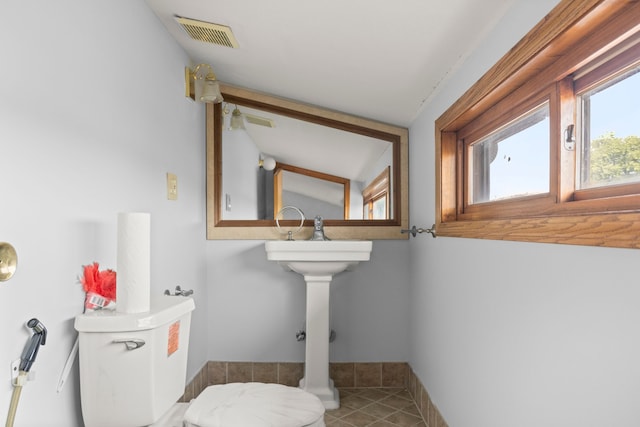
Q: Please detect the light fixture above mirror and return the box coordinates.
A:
[184,63,224,103]
[259,156,276,171]
[229,105,246,130]
[206,84,409,240]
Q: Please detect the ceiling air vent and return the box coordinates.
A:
[245,114,275,128]
[175,16,239,49]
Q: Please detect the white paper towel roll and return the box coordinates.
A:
[117,212,151,313]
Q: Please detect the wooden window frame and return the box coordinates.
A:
[273,162,351,219]
[574,41,640,199]
[436,0,640,249]
[362,166,391,219]
[457,86,558,221]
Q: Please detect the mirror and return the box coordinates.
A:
[273,163,351,220]
[206,84,409,240]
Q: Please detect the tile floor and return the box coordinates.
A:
[325,388,426,427]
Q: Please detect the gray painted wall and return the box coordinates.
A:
[0,2,207,425]
[408,1,640,426]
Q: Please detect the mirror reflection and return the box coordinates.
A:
[275,163,350,220]
[220,103,393,221]
[206,84,409,240]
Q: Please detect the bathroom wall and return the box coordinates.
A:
[0,2,207,426]
[0,3,411,425]
[6,2,618,427]
[408,1,640,426]
[221,128,260,219]
[205,238,411,363]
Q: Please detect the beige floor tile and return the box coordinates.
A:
[325,387,426,427]
[341,410,380,426]
[384,410,423,426]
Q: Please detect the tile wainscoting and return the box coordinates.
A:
[181,361,449,427]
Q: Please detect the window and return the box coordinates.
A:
[436,0,640,248]
[577,56,640,191]
[362,167,390,220]
[467,102,550,205]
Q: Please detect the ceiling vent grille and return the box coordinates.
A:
[175,16,239,49]
[244,114,275,128]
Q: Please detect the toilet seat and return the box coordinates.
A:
[182,383,325,427]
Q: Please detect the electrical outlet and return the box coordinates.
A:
[166,173,178,200]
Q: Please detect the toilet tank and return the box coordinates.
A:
[74,295,195,427]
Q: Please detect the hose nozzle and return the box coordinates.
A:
[20,318,47,372]
[26,318,47,344]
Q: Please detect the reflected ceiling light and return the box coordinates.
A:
[259,156,276,171]
[230,106,245,130]
[184,64,223,103]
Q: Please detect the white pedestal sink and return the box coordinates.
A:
[265,240,372,409]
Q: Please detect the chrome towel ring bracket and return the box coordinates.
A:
[275,206,305,240]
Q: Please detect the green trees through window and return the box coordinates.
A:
[588,133,640,186]
[579,64,640,189]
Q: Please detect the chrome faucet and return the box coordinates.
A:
[310,216,330,241]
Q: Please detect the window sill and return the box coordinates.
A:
[437,212,640,249]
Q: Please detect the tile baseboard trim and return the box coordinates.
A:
[407,366,449,427]
[182,361,448,426]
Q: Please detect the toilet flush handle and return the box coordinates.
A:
[112,339,145,350]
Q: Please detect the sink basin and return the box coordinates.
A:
[265,240,372,276]
[265,239,372,409]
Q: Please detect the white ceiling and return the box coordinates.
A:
[145,0,522,212]
[236,105,390,182]
[145,0,517,127]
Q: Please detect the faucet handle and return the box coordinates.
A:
[310,215,330,240]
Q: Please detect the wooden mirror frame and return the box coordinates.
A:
[206,84,409,240]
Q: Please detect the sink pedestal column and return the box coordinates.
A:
[264,240,373,410]
[299,274,339,409]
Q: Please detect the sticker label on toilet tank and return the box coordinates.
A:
[168,321,180,356]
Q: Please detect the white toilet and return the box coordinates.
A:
[74,296,325,427]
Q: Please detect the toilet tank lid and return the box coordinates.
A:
[74,296,195,332]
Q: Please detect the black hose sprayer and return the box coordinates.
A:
[19,318,47,372]
[6,318,47,427]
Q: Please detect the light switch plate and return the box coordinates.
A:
[167,173,178,200]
